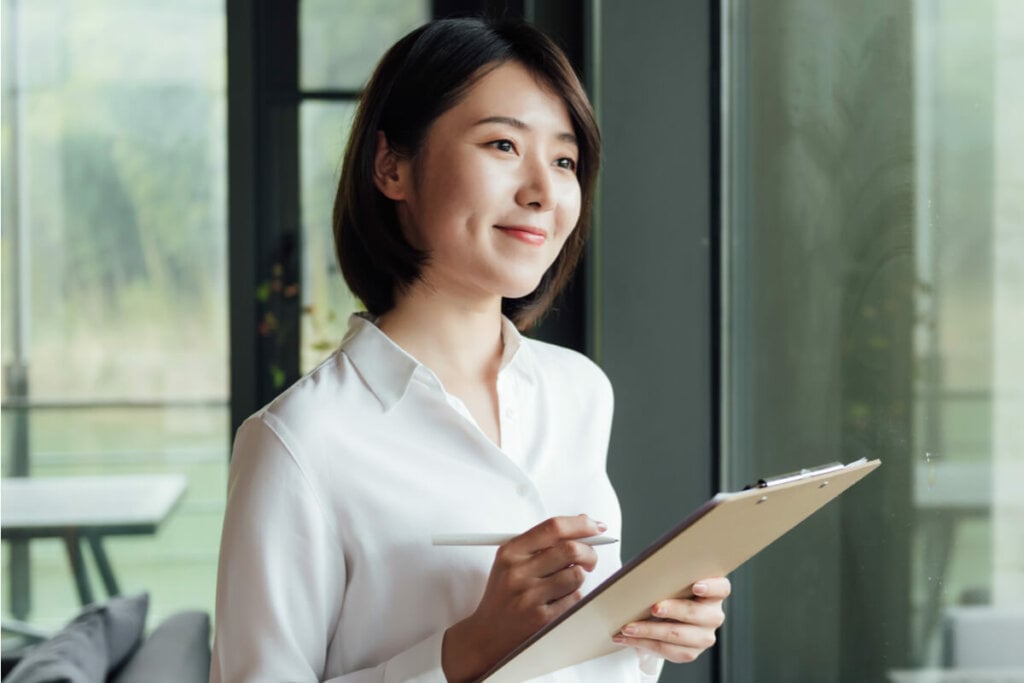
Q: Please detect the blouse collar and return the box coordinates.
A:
[340,312,535,412]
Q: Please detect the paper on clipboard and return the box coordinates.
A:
[481,458,882,682]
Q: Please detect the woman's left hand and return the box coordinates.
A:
[612,577,731,664]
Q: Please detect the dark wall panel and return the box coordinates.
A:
[595,1,715,681]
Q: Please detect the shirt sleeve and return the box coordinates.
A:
[210,416,449,683]
[637,651,665,680]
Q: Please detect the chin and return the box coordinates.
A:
[499,275,547,301]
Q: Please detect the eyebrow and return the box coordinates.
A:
[473,115,578,145]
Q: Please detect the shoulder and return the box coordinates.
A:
[523,337,611,385]
[227,349,365,521]
[521,337,613,406]
[258,348,365,427]
[233,348,370,468]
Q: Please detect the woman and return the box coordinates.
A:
[212,17,729,682]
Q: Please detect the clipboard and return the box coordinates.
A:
[481,458,881,682]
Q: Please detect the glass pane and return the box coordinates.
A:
[1,0,227,631]
[299,101,360,372]
[300,0,429,91]
[723,0,1024,679]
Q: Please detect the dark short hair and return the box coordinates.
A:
[332,17,601,330]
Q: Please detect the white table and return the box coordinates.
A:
[1,474,187,606]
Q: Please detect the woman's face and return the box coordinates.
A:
[392,61,582,305]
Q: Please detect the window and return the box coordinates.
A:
[1,0,228,629]
[722,0,1024,678]
[297,0,428,372]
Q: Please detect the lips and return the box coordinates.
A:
[495,225,548,246]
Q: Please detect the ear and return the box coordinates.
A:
[373,131,409,201]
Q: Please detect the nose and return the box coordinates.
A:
[515,155,556,211]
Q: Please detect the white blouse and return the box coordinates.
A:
[212,314,661,682]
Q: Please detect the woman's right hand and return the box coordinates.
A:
[441,514,606,683]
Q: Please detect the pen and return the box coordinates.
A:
[432,533,619,547]
[743,460,852,490]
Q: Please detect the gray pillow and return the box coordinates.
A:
[4,593,149,683]
[109,610,210,683]
[4,609,108,683]
[99,593,149,669]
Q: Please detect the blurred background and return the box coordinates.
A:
[2,0,1021,681]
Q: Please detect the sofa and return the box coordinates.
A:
[1,593,210,683]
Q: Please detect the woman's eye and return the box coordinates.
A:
[490,139,515,153]
[556,157,577,171]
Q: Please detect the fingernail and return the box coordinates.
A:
[595,520,608,532]
[622,624,639,635]
[693,582,708,596]
[652,602,667,617]
[612,634,626,643]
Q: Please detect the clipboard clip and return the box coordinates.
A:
[743,460,856,490]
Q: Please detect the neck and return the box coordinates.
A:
[377,284,505,385]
